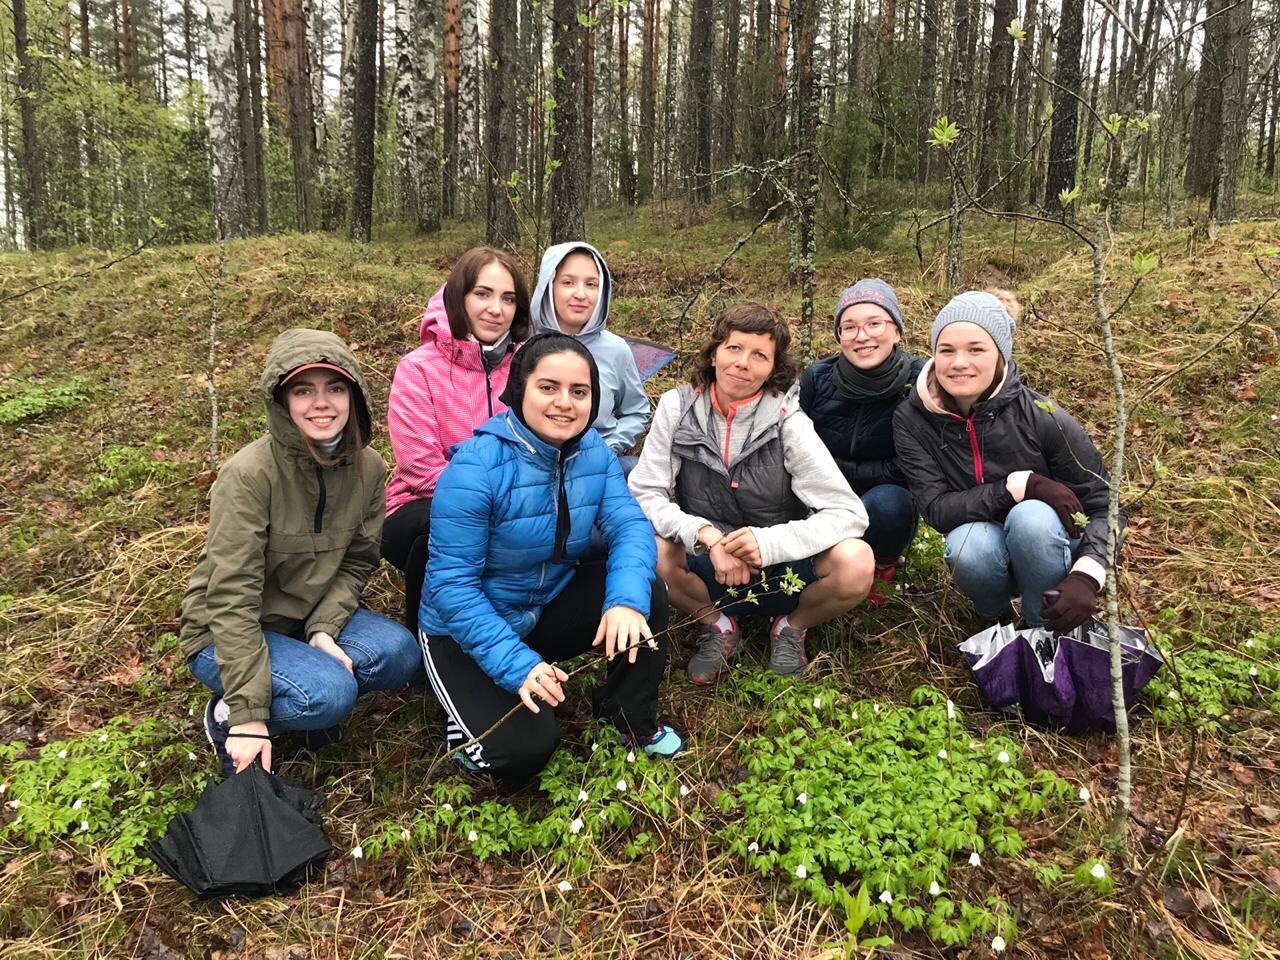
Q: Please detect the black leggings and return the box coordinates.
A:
[421,564,669,783]
[380,498,432,633]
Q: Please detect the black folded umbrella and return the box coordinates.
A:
[148,763,332,899]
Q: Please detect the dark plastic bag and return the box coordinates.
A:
[148,763,331,899]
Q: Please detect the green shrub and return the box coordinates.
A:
[0,377,91,426]
[1145,625,1280,733]
[0,717,210,890]
[715,675,1073,947]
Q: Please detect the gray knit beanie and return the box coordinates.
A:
[833,278,904,336]
[929,292,1016,362]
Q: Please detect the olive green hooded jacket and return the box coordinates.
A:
[180,329,386,726]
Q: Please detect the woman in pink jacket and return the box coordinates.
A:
[382,246,532,632]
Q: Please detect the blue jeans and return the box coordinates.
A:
[943,500,1081,625]
[189,608,421,731]
[858,483,918,562]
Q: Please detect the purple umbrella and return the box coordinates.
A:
[623,336,678,382]
[959,619,1164,734]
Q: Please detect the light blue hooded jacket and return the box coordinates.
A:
[530,241,651,452]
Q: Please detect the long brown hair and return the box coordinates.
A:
[442,246,531,342]
[690,303,800,396]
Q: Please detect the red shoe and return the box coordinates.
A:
[865,559,898,608]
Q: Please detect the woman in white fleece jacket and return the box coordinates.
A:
[628,304,874,684]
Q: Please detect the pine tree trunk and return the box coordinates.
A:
[916,0,939,185]
[1267,52,1279,179]
[583,2,596,200]
[265,0,317,229]
[637,0,657,201]
[1081,12,1108,175]
[689,0,715,203]
[945,0,972,286]
[847,0,861,92]
[1030,15,1053,206]
[976,0,1015,196]
[717,0,741,180]
[593,0,615,204]
[442,0,460,216]
[618,0,637,204]
[244,0,269,231]
[412,0,441,231]
[458,0,481,216]
[121,0,141,88]
[662,0,681,195]
[773,0,789,97]
[550,0,587,239]
[14,0,50,249]
[396,0,419,220]
[790,0,818,360]
[1009,0,1037,204]
[486,0,521,246]
[1209,0,1256,222]
[206,0,249,238]
[349,0,378,241]
[1185,0,1227,197]
[1044,0,1085,215]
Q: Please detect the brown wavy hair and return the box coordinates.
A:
[689,303,799,396]
[442,246,532,342]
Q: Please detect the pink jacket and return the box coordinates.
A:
[385,285,515,516]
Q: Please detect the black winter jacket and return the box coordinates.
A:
[798,351,927,495]
[892,361,1122,570]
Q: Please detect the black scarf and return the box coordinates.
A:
[480,330,513,372]
[832,347,914,402]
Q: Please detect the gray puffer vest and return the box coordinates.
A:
[671,385,808,533]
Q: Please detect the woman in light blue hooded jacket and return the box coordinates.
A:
[530,242,651,461]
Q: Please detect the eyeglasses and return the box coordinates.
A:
[839,319,889,338]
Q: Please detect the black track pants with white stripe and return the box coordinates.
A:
[420,564,669,783]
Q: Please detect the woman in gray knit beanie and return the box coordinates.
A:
[892,289,1124,633]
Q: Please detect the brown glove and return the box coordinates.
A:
[1024,474,1084,539]
[1041,572,1100,633]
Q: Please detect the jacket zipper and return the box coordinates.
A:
[965,416,984,484]
[485,366,494,417]
[314,466,327,533]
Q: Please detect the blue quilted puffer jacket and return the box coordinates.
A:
[420,411,658,692]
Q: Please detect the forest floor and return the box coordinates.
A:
[1,198,1279,959]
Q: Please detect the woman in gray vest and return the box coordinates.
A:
[628,304,874,683]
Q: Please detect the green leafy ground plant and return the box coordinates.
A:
[1146,625,1280,732]
[362,724,686,880]
[716,674,1075,947]
[0,377,91,426]
[0,717,210,890]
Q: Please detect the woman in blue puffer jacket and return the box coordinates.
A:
[419,333,684,782]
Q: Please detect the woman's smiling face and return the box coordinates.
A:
[522,351,593,446]
[837,302,901,369]
[933,322,1000,412]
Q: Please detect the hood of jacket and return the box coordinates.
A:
[530,241,613,342]
[261,328,373,458]
[912,357,1020,419]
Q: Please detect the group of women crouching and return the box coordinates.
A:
[179,243,1118,784]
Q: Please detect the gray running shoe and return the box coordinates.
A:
[768,621,809,676]
[687,618,742,685]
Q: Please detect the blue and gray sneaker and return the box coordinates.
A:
[202,696,235,779]
[626,724,688,758]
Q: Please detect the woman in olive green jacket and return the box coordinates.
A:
[181,328,420,777]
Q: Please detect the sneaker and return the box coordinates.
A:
[626,724,687,758]
[202,696,235,779]
[768,619,809,676]
[451,750,483,777]
[687,617,742,685]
